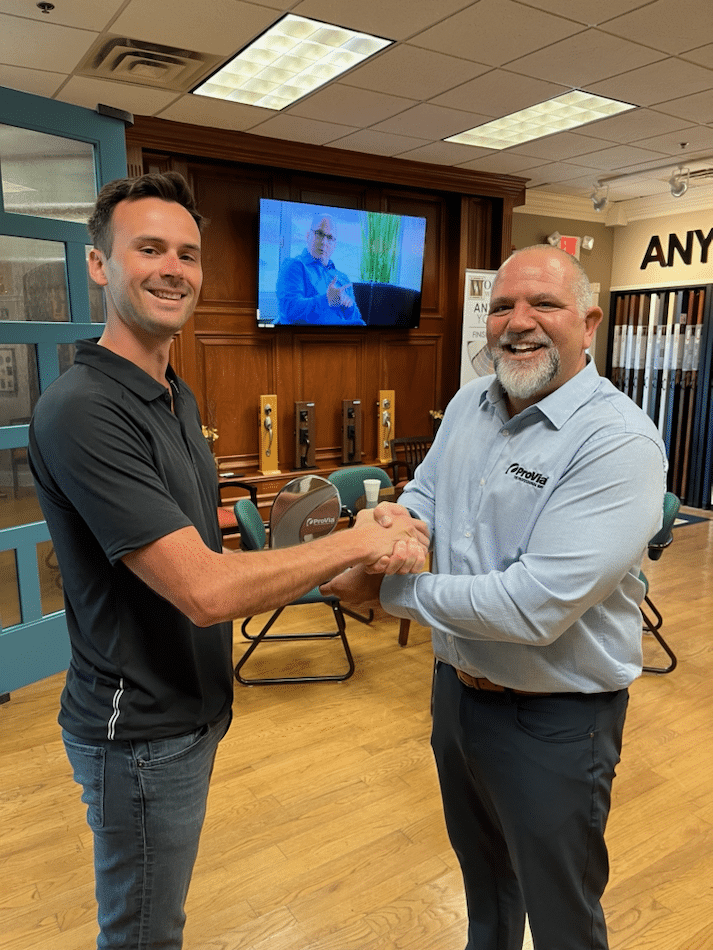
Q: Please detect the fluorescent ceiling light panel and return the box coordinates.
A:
[192,15,392,110]
[445,91,636,150]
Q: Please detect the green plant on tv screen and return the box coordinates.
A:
[359,211,402,284]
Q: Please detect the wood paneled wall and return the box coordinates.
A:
[126,118,525,484]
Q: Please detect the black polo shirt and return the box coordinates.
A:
[29,340,233,741]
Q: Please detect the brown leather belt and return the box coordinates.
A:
[455,668,552,697]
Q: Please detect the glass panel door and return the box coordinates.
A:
[0,85,127,695]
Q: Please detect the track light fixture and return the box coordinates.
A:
[592,154,713,204]
[546,231,562,246]
[581,236,594,251]
[669,166,689,197]
[591,183,608,212]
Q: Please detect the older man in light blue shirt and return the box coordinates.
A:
[323,245,667,950]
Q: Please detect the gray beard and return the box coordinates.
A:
[493,346,560,400]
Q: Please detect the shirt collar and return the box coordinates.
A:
[480,356,601,430]
[300,247,335,270]
[74,338,178,404]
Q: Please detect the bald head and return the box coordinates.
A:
[496,245,593,317]
[306,214,337,265]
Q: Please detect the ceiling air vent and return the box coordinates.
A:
[77,35,224,91]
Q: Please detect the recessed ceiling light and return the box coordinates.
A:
[445,91,636,150]
[192,14,392,111]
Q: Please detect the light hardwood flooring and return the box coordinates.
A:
[1,510,712,950]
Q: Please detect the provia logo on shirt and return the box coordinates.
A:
[506,463,548,488]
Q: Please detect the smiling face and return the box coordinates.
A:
[486,247,602,415]
[88,196,203,343]
[305,216,336,265]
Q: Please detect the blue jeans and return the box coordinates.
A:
[431,663,628,950]
[63,711,231,950]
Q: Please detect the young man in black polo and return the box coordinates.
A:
[29,172,427,949]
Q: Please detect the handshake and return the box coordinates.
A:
[321,502,429,607]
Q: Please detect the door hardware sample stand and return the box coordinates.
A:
[295,401,316,469]
[259,394,280,475]
[377,390,395,464]
[341,399,362,464]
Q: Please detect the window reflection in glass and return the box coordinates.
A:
[0,124,96,224]
[0,343,39,426]
[58,343,76,377]
[0,235,69,322]
[38,539,64,616]
[0,548,21,628]
[0,342,40,527]
[86,246,106,323]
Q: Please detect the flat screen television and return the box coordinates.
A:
[257,198,427,329]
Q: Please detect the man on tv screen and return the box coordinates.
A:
[275,213,365,325]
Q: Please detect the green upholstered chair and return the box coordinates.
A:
[326,466,393,628]
[233,496,354,686]
[327,466,393,526]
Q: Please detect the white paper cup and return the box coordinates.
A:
[363,478,382,509]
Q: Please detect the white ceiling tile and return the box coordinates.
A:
[0,13,97,71]
[55,75,181,116]
[522,0,648,25]
[506,29,664,88]
[577,108,693,143]
[681,43,713,69]
[508,131,615,162]
[603,0,713,55]
[290,0,477,41]
[633,124,713,156]
[156,94,278,130]
[587,58,713,108]
[328,128,431,156]
[566,143,670,171]
[372,103,493,140]
[243,0,295,8]
[651,90,713,125]
[0,0,125,30]
[245,113,359,145]
[340,45,489,100]
[111,0,278,56]
[408,0,583,67]
[0,64,67,98]
[430,69,566,116]
[288,83,415,125]
[456,153,547,174]
[395,140,497,165]
[602,178,674,200]
[521,162,605,185]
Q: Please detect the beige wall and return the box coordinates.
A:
[511,205,712,371]
[611,209,712,290]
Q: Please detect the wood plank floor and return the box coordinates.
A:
[1,509,711,950]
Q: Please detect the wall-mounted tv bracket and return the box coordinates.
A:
[377,390,395,464]
[259,394,281,475]
[295,401,316,469]
[342,399,362,464]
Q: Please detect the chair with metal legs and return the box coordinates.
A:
[641,491,680,675]
[233,481,354,686]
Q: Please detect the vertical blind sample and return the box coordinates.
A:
[607,286,712,508]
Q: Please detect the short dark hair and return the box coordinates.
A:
[87,171,205,257]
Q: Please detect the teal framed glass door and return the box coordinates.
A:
[0,86,127,694]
